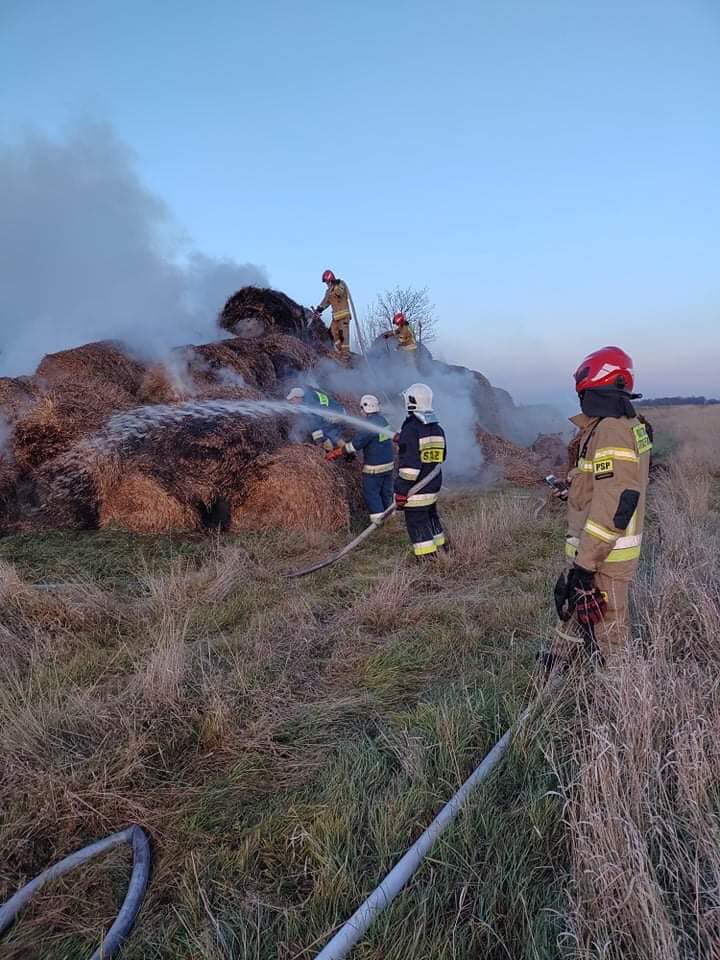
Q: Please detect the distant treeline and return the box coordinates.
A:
[637,396,720,407]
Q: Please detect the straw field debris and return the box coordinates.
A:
[531,433,568,476]
[230,443,363,533]
[218,285,332,346]
[476,426,548,485]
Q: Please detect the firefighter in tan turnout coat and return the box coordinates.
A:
[316,269,352,359]
[550,346,651,664]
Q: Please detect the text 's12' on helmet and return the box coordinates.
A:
[360,394,380,414]
[322,269,336,283]
[393,311,406,326]
[402,382,433,413]
[574,346,634,393]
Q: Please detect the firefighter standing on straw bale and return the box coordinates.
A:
[286,386,347,458]
[394,382,447,560]
[316,269,351,360]
[544,346,651,670]
[383,312,417,364]
[337,395,395,523]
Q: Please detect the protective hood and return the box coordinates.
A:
[411,410,438,425]
[579,386,639,419]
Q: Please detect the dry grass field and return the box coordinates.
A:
[0,405,718,959]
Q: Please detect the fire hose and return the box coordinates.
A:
[285,464,442,578]
[311,674,564,959]
[0,825,151,960]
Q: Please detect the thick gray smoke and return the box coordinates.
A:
[292,349,487,483]
[0,122,267,377]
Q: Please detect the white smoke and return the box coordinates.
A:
[0,122,267,377]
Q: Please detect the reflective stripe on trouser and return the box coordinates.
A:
[330,317,350,354]
[551,573,631,660]
[404,503,445,557]
[363,472,394,520]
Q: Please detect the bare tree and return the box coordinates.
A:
[362,285,438,346]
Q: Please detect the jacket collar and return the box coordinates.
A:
[569,413,597,429]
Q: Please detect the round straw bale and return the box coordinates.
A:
[138,342,271,402]
[28,447,100,529]
[35,341,146,396]
[98,471,201,533]
[229,444,353,532]
[220,339,277,390]
[12,378,135,469]
[257,334,317,379]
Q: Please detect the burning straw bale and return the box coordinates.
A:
[12,379,135,470]
[98,470,201,533]
[0,377,36,423]
[531,433,568,476]
[27,445,100,529]
[35,340,146,397]
[230,444,361,533]
[259,334,317,380]
[476,427,547,486]
[219,286,332,347]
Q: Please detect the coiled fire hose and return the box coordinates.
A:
[285,464,442,578]
[0,825,151,960]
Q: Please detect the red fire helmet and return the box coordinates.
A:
[574,346,634,393]
[322,269,335,284]
[393,312,406,326]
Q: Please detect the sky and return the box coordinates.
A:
[1,0,719,404]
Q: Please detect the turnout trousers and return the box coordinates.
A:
[551,572,631,661]
[363,472,394,522]
[403,502,446,558]
[330,315,350,357]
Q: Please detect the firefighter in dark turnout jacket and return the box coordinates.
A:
[342,394,395,522]
[394,382,447,559]
[550,346,651,665]
[286,386,347,453]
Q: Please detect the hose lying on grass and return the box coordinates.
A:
[0,825,151,960]
[285,464,442,578]
[312,674,564,960]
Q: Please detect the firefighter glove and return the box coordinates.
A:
[325,447,344,462]
[394,493,408,510]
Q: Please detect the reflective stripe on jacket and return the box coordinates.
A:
[565,413,651,577]
[394,413,446,506]
[318,280,351,320]
[345,413,395,475]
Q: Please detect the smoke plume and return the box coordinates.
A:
[0,122,267,377]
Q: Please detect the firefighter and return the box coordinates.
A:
[286,386,347,456]
[382,312,417,364]
[316,270,352,359]
[338,395,394,522]
[394,382,447,559]
[547,346,651,667]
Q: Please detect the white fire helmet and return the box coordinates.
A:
[286,387,304,402]
[402,382,433,413]
[360,394,380,414]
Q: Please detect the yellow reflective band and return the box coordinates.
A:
[606,546,641,562]
[345,442,356,454]
[594,447,639,464]
[362,462,394,475]
[407,493,439,507]
[615,533,642,549]
[399,467,420,480]
[577,458,594,472]
[419,435,446,448]
[333,310,351,321]
[584,519,617,543]
[433,533,446,546]
[413,540,437,556]
[312,430,325,441]
[565,541,578,558]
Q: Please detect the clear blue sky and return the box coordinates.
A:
[2,0,719,403]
